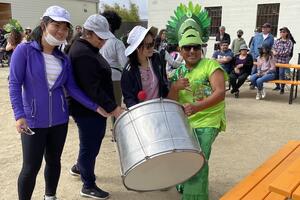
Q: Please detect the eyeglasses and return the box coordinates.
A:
[280,31,287,33]
[182,45,202,51]
[143,42,155,49]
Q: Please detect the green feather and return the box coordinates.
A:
[166,1,211,44]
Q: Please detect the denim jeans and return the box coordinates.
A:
[250,72,275,90]
[73,115,107,188]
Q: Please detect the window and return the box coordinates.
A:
[256,3,280,37]
[205,6,222,37]
[0,3,12,28]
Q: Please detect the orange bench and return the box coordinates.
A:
[269,157,300,198]
[268,80,300,85]
[220,141,300,200]
[292,185,300,200]
[267,80,300,104]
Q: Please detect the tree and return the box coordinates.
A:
[102,1,140,22]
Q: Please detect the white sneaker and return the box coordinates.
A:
[261,88,266,98]
[44,196,59,200]
[256,90,262,100]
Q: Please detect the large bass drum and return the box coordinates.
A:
[113,99,204,191]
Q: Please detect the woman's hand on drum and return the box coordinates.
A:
[183,103,196,116]
[111,106,125,118]
[96,106,111,117]
[174,78,190,91]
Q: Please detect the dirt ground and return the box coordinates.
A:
[0,67,299,200]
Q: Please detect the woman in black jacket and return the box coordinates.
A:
[229,44,253,98]
[121,26,169,108]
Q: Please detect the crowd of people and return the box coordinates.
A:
[5,3,297,200]
[211,23,296,99]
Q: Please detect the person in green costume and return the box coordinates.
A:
[168,28,227,200]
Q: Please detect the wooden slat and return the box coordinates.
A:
[269,157,300,197]
[292,185,300,200]
[268,80,300,85]
[220,141,300,200]
[264,192,287,200]
[253,62,300,70]
[242,144,300,200]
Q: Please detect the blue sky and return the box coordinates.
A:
[99,0,148,20]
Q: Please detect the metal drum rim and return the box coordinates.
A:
[113,98,183,135]
[121,149,205,192]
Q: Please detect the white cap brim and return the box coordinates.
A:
[94,30,115,40]
[125,26,158,57]
[47,16,71,24]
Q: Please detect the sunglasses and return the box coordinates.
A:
[182,45,202,51]
[143,41,155,49]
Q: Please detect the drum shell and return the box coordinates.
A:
[114,99,203,191]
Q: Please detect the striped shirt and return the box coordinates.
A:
[272,39,293,64]
[43,53,62,88]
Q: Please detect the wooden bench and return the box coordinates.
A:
[268,80,300,85]
[220,140,300,200]
[267,80,300,104]
[252,62,300,104]
[269,157,300,198]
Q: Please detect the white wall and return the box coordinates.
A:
[148,0,300,63]
[0,0,98,29]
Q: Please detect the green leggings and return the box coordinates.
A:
[177,127,219,200]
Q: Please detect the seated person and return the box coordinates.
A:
[229,44,253,98]
[250,45,276,100]
[212,40,234,74]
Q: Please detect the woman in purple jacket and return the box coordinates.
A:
[9,6,103,200]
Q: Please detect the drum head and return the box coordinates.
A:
[123,151,204,191]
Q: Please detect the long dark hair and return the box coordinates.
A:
[31,16,71,51]
[259,45,272,61]
[8,29,22,47]
[128,50,140,69]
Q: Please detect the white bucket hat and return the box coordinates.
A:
[83,14,114,40]
[125,25,158,56]
[42,5,71,23]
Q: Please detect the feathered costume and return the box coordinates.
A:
[166,1,210,45]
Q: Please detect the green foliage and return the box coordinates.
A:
[3,19,23,33]
[102,1,140,22]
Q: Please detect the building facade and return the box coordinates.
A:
[0,0,99,30]
[148,0,300,63]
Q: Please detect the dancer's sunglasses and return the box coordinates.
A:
[182,44,202,51]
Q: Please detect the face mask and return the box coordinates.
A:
[237,34,242,38]
[44,30,66,46]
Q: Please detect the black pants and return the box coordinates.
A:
[18,123,68,200]
[229,72,249,92]
[73,115,106,188]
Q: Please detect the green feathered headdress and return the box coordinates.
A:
[3,19,24,34]
[166,1,211,45]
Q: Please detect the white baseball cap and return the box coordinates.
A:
[83,14,114,40]
[125,25,158,56]
[42,5,71,23]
